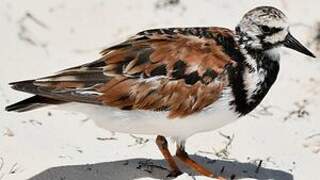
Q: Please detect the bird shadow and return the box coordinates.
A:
[28,155,293,180]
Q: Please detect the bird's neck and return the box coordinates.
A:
[229,36,280,116]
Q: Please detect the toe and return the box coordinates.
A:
[167,170,183,177]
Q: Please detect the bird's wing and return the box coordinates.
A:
[10,27,239,118]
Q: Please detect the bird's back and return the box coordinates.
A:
[6,27,241,119]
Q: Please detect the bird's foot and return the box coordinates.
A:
[166,170,183,177]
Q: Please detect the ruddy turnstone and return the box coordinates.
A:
[5,6,316,179]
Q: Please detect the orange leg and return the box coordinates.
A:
[156,135,182,177]
[176,144,225,180]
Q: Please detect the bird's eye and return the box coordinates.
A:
[260,25,271,33]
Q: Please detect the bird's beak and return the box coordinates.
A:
[284,33,316,58]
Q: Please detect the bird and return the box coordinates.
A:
[5,6,316,179]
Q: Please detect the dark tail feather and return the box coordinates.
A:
[5,95,64,112]
[9,80,39,94]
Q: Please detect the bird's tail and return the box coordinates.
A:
[5,95,63,112]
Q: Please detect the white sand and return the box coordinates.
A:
[1,0,320,179]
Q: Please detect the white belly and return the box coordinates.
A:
[57,88,240,140]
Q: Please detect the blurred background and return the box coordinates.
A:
[1,0,320,179]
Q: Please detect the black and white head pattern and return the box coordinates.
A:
[236,6,289,50]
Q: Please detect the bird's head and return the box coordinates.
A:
[236,6,315,58]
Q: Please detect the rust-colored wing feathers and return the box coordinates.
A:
[96,27,236,117]
[10,27,238,118]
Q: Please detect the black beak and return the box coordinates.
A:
[284,33,316,58]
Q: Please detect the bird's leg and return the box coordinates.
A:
[176,143,225,180]
[155,135,182,177]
